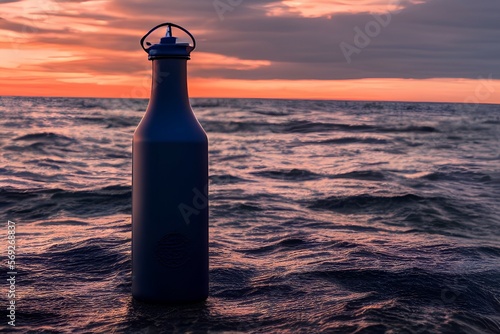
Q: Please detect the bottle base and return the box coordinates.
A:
[132,292,208,305]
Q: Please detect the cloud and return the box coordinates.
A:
[0,16,61,34]
[0,0,498,83]
[98,0,500,80]
[263,0,422,17]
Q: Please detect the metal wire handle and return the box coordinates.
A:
[140,22,196,53]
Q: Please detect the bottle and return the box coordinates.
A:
[132,23,208,303]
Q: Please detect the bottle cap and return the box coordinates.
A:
[140,23,196,60]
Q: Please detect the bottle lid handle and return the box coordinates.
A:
[140,22,197,53]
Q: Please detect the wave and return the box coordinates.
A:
[46,237,129,278]
[307,194,425,213]
[209,174,248,184]
[305,137,389,145]
[37,219,89,226]
[14,132,75,142]
[6,132,78,155]
[201,120,271,133]
[307,193,489,233]
[421,171,493,183]
[250,109,290,116]
[76,116,140,128]
[380,125,439,133]
[331,170,387,181]
[252,169,322,181]
[191,100,222,108]
[200,119,440,135]
[282,121,375,133]
[1,185,131,221]
[362,102,386,110]
[239,238,308,255]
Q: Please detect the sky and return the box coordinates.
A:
[0,0,499,103]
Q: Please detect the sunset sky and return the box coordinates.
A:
[0,0,499,103]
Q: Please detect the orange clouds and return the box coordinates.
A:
[264,0,422,17]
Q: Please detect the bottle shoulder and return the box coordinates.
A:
[133,107,208,143]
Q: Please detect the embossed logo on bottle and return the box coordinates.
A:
[155,233,191,268]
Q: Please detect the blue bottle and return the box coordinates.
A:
[132,23,208,303]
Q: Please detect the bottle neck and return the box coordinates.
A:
[149,58,190,110]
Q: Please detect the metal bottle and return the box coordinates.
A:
[132,23,208,303]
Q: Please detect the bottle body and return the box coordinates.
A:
[132,58,208,303]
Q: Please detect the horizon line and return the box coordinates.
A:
[1,95,499,107]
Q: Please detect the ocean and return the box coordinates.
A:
[0,96,499,333]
